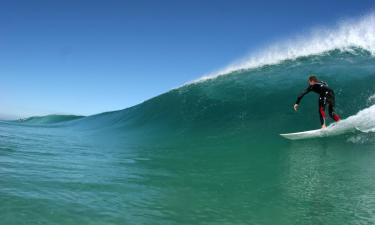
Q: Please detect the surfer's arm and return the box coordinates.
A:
[295,86,312,105]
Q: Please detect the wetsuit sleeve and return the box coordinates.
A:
[295,86,312,105]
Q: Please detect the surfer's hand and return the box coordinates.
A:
[293,104,299,111]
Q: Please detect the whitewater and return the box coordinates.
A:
[2,14,375,225]
[195,13,375,82]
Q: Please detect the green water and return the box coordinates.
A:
[1,49,375,224]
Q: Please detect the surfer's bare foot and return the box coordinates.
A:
[321,124,327,129]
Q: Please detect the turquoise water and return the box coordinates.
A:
[2,48,375,224]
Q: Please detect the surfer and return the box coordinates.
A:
[293,75,341,128]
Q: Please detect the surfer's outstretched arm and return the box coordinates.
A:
[294,86,312,111]
[296,86,312,105]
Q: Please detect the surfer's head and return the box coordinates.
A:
[308,75,318,85]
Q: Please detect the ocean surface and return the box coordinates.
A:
[2,17,375,225]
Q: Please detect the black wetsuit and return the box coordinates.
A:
[296,81,341,125]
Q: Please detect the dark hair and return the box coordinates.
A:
[308,75,318,82]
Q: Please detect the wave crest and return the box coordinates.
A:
[196,13,375,82]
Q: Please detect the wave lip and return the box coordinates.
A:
[195,13,375,82]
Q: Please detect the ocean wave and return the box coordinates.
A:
[17,115,85,125]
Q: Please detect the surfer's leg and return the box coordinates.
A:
[319,97,326,126]
[328,95,340,122]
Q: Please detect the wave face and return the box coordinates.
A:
[3,16,375,225]
[69,47,375,144]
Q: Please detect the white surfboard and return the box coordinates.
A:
[280,128,329,140]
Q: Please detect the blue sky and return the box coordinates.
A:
[1,0,374,118]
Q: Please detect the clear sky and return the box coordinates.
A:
[1,0,374,119]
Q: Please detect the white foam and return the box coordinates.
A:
[282,104,375,140]
[193,13,375,83]
[325,104,375,137]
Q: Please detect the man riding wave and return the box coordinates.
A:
[294,75,341,128]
